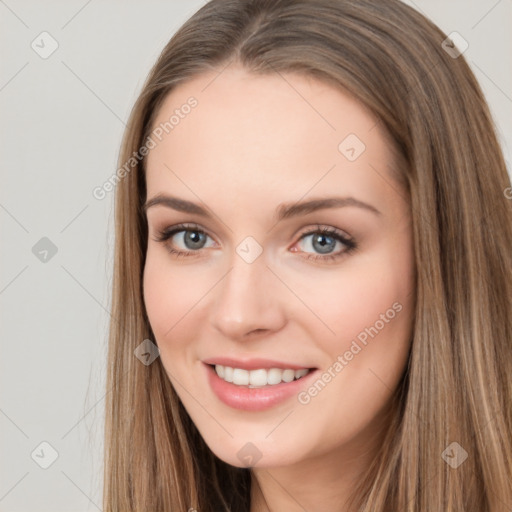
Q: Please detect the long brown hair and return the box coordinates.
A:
[103,0,512,510]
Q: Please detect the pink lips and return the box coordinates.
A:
[203,361,318,411]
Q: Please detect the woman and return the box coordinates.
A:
[103,0,512,510]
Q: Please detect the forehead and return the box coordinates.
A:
[145,65,401,216]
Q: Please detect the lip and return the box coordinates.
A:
[204,362,318,411]
[202,356,312,371]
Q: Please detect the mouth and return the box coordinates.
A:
[203,361,319,411]
[208,364,313,388]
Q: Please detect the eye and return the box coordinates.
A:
[152,222,357,262]
[152,223,216,258]
[292,225,357,262]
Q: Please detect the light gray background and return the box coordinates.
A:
[1,1,511,510]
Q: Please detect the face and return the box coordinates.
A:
[142,64,415,472]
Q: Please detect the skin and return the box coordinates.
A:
[143,63,416,511]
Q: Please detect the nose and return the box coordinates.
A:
[210,253,287,340]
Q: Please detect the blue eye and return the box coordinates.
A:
[294,226,357,262]
[153,223,357,262]
[153,223,215,258]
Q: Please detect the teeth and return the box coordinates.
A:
[267,368,283,385]
[282,369,295,383]
[232,368,249,385]
[214,365,310,387]
[249,369,267,387]
[224,366,233,383]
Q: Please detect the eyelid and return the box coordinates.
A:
[152,222,216,244]
[294,223,353,242]
[153,222,352,242]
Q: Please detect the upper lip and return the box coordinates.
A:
[202,356,314,371]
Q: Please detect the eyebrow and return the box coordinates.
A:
[143,194,381,220]
[143,194,382,221]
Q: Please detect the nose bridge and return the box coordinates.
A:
[210,244,284,338]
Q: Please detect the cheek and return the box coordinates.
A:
[293,256,413,445]
[142,251,207,352]
[305,247,414,367]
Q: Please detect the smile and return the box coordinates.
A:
[214,364,310,387]
[204,362,318,411]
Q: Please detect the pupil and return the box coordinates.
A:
[313,234,335,254]
[185,231,205,249]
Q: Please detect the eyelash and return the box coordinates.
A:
[152,222,357,262]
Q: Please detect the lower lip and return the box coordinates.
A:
[205,363,318,411]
